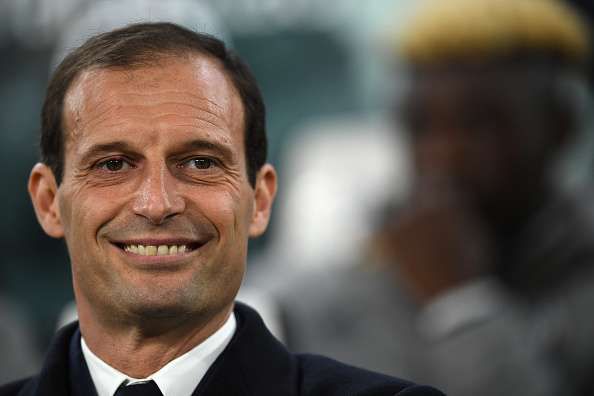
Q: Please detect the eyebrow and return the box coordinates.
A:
[78,141,138,165]
[172,139,235,162]
[78,139,236,165]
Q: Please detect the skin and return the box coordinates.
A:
[404,68,562,222]
[384,67,569,302]
[28,54,277,377]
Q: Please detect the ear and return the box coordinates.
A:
[249,163,277,238]
[28,163,64,238]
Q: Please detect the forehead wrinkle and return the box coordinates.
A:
[78,102,122,131]
[63,55,246,162]
[153,114,228,134]
[95,107,230,136]
[130,100,231,129]
[79,92,233,136]
[63,70,121,150]
[186,54,246,137]
[73,100,231,146]
[113,90,227,114]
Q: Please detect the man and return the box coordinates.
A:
[0,23,443,396]
[277,1,594,395]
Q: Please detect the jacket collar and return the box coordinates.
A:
[18,302,297,396]
[193,302,298,396]
[16,321,92,396]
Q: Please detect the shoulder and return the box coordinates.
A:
[0,378,31,396]
[296,354,444,396]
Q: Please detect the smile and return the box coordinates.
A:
[112,239,205,258]
[124,244,188,256]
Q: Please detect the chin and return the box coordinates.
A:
[120,285,204,319]
[130,302,193,320]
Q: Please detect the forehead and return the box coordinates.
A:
[410,65,543,105]
[62,54,244,148]
[401,66,558,146]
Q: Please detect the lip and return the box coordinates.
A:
[111,237,202,246]
[108,237,209,269]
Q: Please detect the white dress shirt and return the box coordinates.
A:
[81,313,236,396]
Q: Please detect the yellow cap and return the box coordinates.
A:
[398,0,590,66]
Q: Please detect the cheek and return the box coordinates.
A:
[60,184,126,245]
[191,189,251,288]
[195,187,253,239]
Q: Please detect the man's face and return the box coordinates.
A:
[50,55,263,322]
[402,68,557,217]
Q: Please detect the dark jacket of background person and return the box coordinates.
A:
[272,0,594,395]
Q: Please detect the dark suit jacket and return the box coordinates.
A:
[0,303,444,396]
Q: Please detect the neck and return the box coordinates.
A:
[77,296,233,378]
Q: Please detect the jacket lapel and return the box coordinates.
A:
[19,303,297,396]
[193,303,299,396]
[68,328,98,396]
[17,323,98,396]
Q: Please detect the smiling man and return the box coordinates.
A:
[0,23,443,396]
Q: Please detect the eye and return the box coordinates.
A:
[183,157,217,170]
[96,158,132,172]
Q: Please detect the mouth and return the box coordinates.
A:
[111,240,205,257]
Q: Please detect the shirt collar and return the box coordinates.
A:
[81,313,237,396]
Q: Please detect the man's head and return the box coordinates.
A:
[43,22,266,187]
[28,23,277,330]
[395,0,591,224]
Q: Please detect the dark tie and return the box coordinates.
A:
[114,380,163,396]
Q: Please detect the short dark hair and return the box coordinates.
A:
[42,22,267,186]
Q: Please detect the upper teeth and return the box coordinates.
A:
[124,244,187,256]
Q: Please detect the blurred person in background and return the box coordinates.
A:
[0,22,444,396]
[0,297,39,384]
[276,0,594,395]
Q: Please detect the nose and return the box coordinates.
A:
[132,163,185,224]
